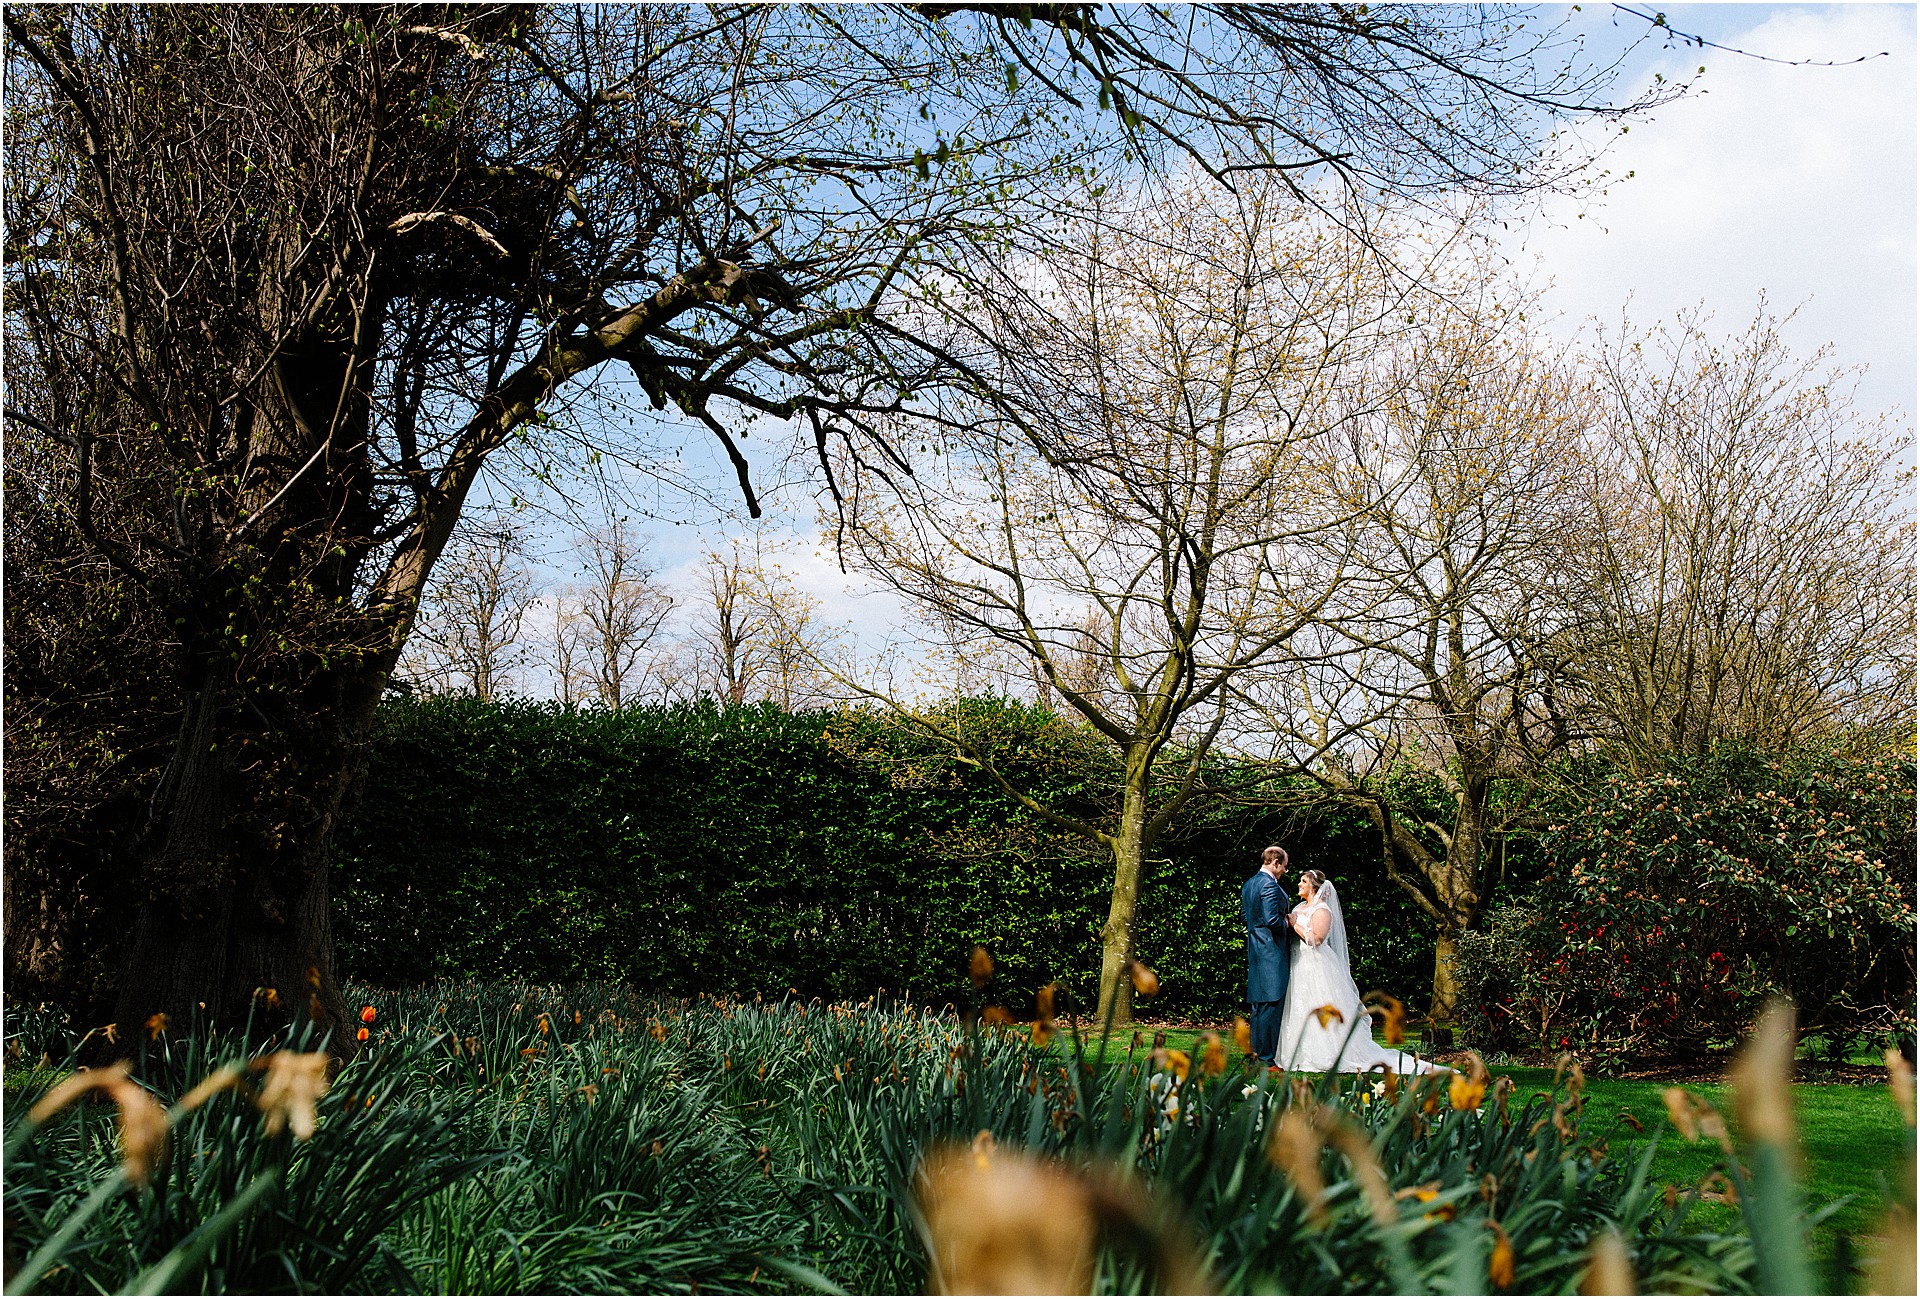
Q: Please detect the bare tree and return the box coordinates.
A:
[570,522,673,709]
[1292,267,1595,1023]
[838,181,1409,1022]
[400,516,537,702]
[685,537,838,708]
[1012,608,1112,714]
[546,602,590,708]
[755,569,838,710]
[689,544,768,707]
[1570,306,1914,762]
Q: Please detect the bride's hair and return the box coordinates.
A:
[1300,869,1327,893]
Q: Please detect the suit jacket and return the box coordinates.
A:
[1242,870,1292,1004]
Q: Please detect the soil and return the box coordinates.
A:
[1608,1060,1894,1086]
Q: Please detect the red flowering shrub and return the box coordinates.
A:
[1456,743,1914,1064]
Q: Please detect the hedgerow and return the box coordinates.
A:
[331,695,1437,1017]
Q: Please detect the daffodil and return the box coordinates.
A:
[252,1051,329,1141]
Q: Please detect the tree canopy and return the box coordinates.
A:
[4,2,1678,1039]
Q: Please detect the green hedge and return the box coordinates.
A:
[331,696,1438,1017]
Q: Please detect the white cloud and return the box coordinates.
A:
[1510,4,1916,421]
[490,6,1917,699]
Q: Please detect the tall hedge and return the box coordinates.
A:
[332,696,1437,1017]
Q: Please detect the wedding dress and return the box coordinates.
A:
[1275,879,1442,1074]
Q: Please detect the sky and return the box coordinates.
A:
[1512,2,1915,421]
[485,3,1917,694]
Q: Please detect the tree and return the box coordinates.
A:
[3,2,1671,1039]
[684,536,838,709]
[568,521,674,709]
[688,543,768,707]
[747,554,840,711]
[398,514,536,701]
[546,602,590,708]
[1297,266,1594,1023]
[2,3,1084,1038]
[837,182,1405,1022]
[1569,306,1914,763]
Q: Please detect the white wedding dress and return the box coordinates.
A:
[1276,880,1442,1074]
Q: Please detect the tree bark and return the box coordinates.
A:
[108,656,386,1054]
[1330,768,1491,1027]
[1095,778,1149,1026]
[1425,779,1489,1023]
[108,277,390,1053]
[1428,931,1462,1028]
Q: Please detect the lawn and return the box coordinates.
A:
[1084,1020,1914,1279]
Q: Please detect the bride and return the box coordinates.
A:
[1276,870,1442,1074]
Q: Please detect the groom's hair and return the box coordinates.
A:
[1262,845,1288,867]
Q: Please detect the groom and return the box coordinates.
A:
[1241,845,1293,1066]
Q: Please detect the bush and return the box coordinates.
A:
[332,695,1437,1017]
[1454,743,1916,1063]
[1452,907,1540,1056]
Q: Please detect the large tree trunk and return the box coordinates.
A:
[1425,779,1489,1025]
[1427,931,1462,1029]
[108,279,392,1053]
[109,655,387,1053]
[1333,768,1492,1029]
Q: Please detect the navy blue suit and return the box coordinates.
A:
[1242,870,1292,1064]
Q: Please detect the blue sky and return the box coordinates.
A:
[474,4,1916,684]
[1518,2,1914,420]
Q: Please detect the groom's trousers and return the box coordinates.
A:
[1249,1000,1284,1065]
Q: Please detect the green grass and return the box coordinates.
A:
[2,1059,64,1101]
[1500,1072,1909,1256]
[1088,1020,1912,1276]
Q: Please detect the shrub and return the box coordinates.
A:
[332,695,1436,1017]
[1455,743,1915,1063]
[1452,906,1541,1056]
